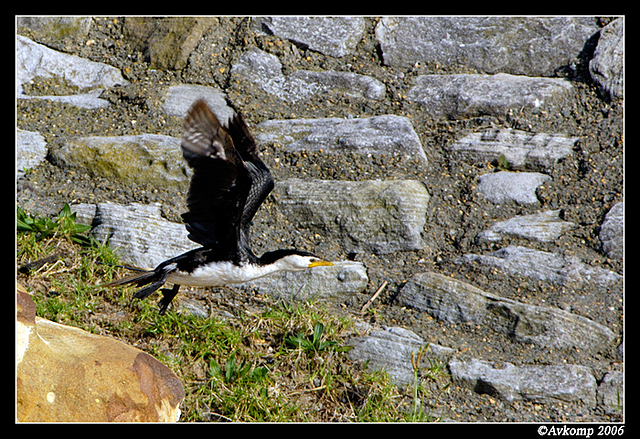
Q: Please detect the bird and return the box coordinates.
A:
[104,99,333,315]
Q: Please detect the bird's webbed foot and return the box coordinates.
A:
[158,284,180,315]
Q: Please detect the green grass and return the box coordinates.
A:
[16,205,449,422]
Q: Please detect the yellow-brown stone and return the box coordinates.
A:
[16,286,184,422]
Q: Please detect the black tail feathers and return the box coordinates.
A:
[100,268,174,305]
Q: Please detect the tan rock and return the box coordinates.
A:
[16,286,184,422]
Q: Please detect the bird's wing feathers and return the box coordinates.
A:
[180,100,250,250]
[226,113,275,236]
[180,100,273,257]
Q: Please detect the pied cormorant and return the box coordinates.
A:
[105,99,333,314]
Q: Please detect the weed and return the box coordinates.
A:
[495,153,511,171]
[285,322,339,356]
[17,203,93,245]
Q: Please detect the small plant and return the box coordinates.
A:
[209,352,268,385]
[285,322,339,356]
[405,344,451,422]
[17,203,93,245]
[495,153,511,171]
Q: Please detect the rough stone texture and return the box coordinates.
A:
[274,179,430,254]
[261,16,366,58]
[449,359,597,406]
[73,202,197,270]
[162,84,235,123]
[459,245,622,292]
[347,325,456,386]
[15,17,623,422]
[596,371,624,415]
[375,17,600,76]
[476,171,550,205]
[599,202,623,260]
[255,115,426,161]
[231,47,385,103]
[450,128,577,170]
[123,17,217,70]
[17,287,184,422]
[397,271,616,352]
[16,35,128,95]
[50,134,189,193]
[589,18,623,101]
[239,261,368,302]
[476,209,576,243]
[16,129,48,178]
[407,73,574,119]
[17,16,93,46]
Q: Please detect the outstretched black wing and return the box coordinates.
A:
[226,113,275,247]
[180,100,251,257]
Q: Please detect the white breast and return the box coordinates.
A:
[167,261,274,287]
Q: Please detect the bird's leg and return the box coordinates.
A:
[158,284,181,315]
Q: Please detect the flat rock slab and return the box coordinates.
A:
[231,47,385,103]
[255,115,425,161]
[477,209,577,243]
[450,128,577,170]
[17,288,184,422]
[397,271,616,352]
[262,16,366,58]
[459,245,622,292]
[477,171,550,205]
[375,17,599,76]
[238,261,368,302]
[449,358,597,406]
[347,325,456,386]
[50,134,189,193]
[72,202,197,270]
[16,129,48,178]
[162,84,235,122]
[16,35,127,107]
[407,73,573,119]
[274,179,430,254]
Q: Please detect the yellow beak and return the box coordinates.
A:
[308,260,334,268]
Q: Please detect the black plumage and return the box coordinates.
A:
[103,99,331,314]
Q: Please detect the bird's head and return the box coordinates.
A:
[260,250,334,271]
